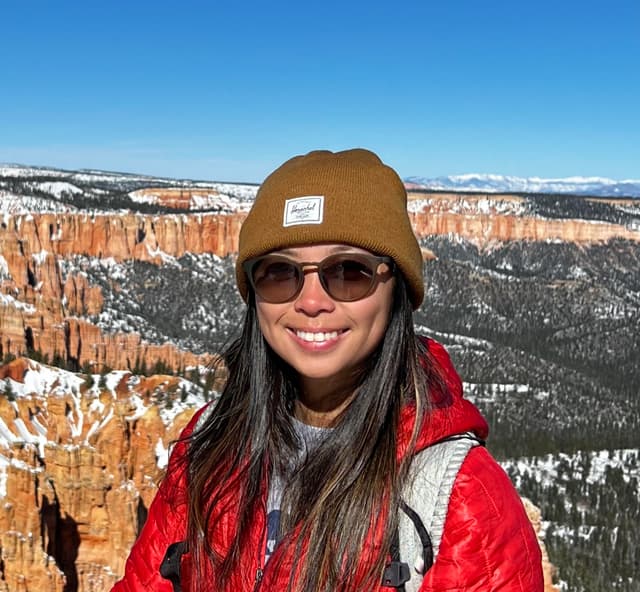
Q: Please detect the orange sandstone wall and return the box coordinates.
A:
[0,359,198,591]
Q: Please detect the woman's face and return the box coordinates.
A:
[254,244,395,393]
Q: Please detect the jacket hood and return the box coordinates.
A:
[397,337,489,459]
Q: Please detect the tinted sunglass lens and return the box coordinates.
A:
[253,260,300,302]
[322,258,375,301]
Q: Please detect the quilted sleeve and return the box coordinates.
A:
[419,446,544,592]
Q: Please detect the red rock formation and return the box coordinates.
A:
[63,274,103,317]
[129,187,236,210]
[407,192,640,245]
[3,212,244,262]
[410,209,640,244]
[0,358,203,591]
[1,213,225,371]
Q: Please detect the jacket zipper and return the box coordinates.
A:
[253,567,264,590]
[253,495,268,592]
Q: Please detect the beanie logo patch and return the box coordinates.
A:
[283,196,324,227]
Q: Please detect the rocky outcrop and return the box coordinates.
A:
[522,497,560,592]
[407,192,640,245]
[2,197,637,269]
[0,358,204,592]
[5,186,623,591]
[410,209,640,244]
[2,212,244,262]
[0,214,224,371]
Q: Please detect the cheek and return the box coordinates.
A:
[358,282,395,337]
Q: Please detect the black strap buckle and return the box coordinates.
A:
[160,541,188,592]
[382,561,411,588]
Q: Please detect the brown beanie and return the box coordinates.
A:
[236,148,424,308]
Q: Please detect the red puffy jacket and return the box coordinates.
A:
[112,339,544,591]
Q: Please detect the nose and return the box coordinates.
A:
[293,269,336,315]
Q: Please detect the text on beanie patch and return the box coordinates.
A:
[283,196,324,227]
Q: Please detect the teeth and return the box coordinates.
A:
[295,330,340,343]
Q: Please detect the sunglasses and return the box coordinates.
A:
[244,253,395,304]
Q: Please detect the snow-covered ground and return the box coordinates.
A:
[504,448,640,489]
[407,194,532,216]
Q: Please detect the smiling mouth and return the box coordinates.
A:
[292,329,345,343]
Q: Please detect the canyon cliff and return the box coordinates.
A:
[0,357,202,591]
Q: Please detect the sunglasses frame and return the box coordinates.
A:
[244,252,395,303]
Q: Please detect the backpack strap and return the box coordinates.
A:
[160,541,188,592]
[397,433,483,592]
[381,524,411,591]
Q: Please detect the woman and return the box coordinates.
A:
[113,149,543,591]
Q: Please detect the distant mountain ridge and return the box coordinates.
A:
[2,163,639,198]
[405,173,640,198]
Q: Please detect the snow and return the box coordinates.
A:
[32,250,49,265]
[13,419,35,443]
[0,456,8,496]
[125,394,149,422]
[128,183,256,212]
[0,293,36,314]
[504,449,640,489]
[14,418,47,458]
[19,362,85,399]
[84,408,114,444]
[414,325,494,349]
[406,193,530,216]
[0,255,10,278]
[0,418,19,445]
[155,438,169,470]
[0,191,79,214]
[30,416,48,438]
[0,452,44,497]
[67,402,84,439]
[0,358,208,500]
[145,243,176,263]
[30,181,83,197]
[99,370,128,395]
[158,382,207,426]
[0,164,68,178]
[405,173,640,198]
[89,398,105,414]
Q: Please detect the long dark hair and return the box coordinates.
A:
[184,276,441,591]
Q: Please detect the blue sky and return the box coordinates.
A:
[1,0,638,183]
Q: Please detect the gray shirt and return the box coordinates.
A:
[265,417,330,562]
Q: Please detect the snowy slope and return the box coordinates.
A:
[0,163,259,213]
[406,173,640,198]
